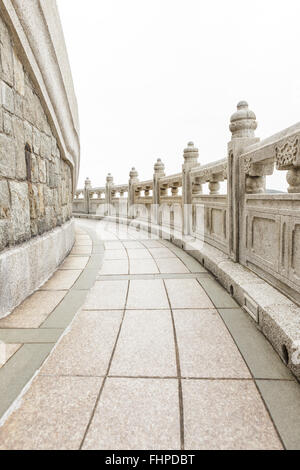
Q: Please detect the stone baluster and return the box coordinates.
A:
[153,158,165,224]
[182,142,199,236]
[128,167,139,218]
[208,180,220,195]
[192,177,203,195]
[84,177,92,214]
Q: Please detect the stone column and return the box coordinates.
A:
[84,177,92,214]
[153,159,165,224]
[182,142,199,236]
[105,173,114,216]
[228,101,259,262]
[128,167,139,219]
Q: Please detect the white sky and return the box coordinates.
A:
[57,0,300,191]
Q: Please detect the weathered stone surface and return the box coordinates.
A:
[23,83,36,124]
[1,81,14,113]
[0,16,73,254]
[40,133,51,159]
[14,93,23,119]
[0,219,10,251]
[33,127,41,155]
[0,220,75,317]
[0,180,10,218]
[13,50,25,96]
[24,121,33,148]
[0,134,15,178]
[0,21,14,86]
[3,112,12,136]
[38,158,47,183]
[13,117,27,180]
[9,181,30,243]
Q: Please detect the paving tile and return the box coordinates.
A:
[71,245,92,255]
[129,259,159,274]
[219,309,293,380]
[0,291,66,328]
[72,268,99,290]
[182,379,283,450]
[83,378,180,450]
[174,310,250,378]
[178,254,207,273]
[84,281,128,310]
[60,256,89,270]
[165,279,214,309]
[0,344,21,368]
[98,260,129,275]
[74,239,92,247]
[256,379,300,450]
[86,254,104,270]
[141,240,164,248]
[127,249,152,259]
[110,310,176,377]
[160,241,207,273]
[198,277,239,308]
[104,242,124,250]
[0,329,63,344]
[127,280,169,309]
[156,258,190,274]
[149,247,177,259]
[122,241,145,249]
[41,311,122,376]
[104,249,127,260]
[41,290,89,328]
[41,270,82,290]
[0,343,54,419]
[0,376,102,450]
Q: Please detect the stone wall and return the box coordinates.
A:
[0,13,73,252]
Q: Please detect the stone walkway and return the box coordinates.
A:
[0,219,300,450]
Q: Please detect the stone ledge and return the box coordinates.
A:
[74,213,300,381]
[0,219,75,318]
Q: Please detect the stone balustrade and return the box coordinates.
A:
[73,101,300,308]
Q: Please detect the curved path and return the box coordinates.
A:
[0,218,299,450]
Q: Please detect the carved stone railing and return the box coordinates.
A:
[73,101,300,306]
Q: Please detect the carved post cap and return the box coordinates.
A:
[85,177,91,188]
[154,158,165,175]
[129,167,138,179]
[106,173,113,183]
[230,101,257,139]
[183,142,199,164]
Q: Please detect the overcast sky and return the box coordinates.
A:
[57,0,300,191]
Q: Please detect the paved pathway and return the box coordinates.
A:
[0,219,300,450]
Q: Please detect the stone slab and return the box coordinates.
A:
[0,376,102,450]
[82,378,180,450]
[110,310,177,377]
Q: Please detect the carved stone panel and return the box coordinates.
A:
[248,213,280,272]
[276,137,300,170]
[289,220,300,284]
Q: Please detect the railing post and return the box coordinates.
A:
[105,173,114,216]
[84,177,92,214]
[228,101,259,262]
[128,167,139,218]
[153,159,165,225]
[182,142,199,237]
